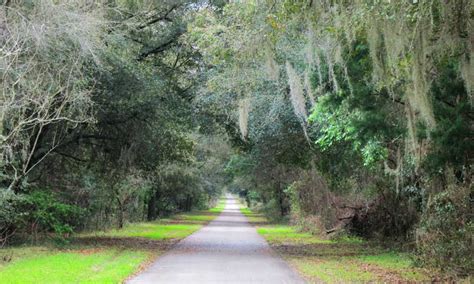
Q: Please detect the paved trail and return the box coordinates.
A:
[128,195,305,283]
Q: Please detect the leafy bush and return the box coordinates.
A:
[415,186,473,275]
[19,191,85,243]
[0,190,24,246]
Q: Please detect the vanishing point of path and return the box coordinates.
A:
[128,195,305,283]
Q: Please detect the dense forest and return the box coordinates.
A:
[0,0,472,278]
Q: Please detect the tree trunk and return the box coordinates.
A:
[117,197,124,229]
[147,189,159,221]
[277,181,287,217]
[118,208,124,229]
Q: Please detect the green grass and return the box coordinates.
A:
[294,257,374,283]
[257,225,333,245]
[240,207,252,215]
[359,252,413,270]
[288,253,431,283]
[358,252,429,281]
[208,199,226,213]
[241,205,434,282]
[0,198,227,283]
[242,204,361,246]
[86,222,202,240]
[239,206,270,224]
[82,199,226,240]
[0,247,147,284]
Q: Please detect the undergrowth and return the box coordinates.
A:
[240,204,447,283]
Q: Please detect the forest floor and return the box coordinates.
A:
[0,200,226,284]
[240,207,458,283]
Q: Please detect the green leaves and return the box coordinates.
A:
[16,191,85,240]
[361,140,388,168]
[310,93,388,168]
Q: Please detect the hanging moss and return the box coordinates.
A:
[238,97,250,140]
[286,61,308,120]
[304,69,316,106]
[286,61,311,140]
[264,50,280,81]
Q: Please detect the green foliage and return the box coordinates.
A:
[308,41,399,170]
[1,190,84,244]
[0,191,24,243]
[1,0,471,278]
[20,191,85,241]
[416,186,473,275]
[1,0,228,244]
[189,2,472,277]
[424,58,473,176]
[361,140,389,168]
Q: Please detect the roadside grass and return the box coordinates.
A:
[0,247,147,284]
[293,257,374,283]
[357,252,428,281]
[257,225,333,245]
[83,223,202,240]
[240,207,270,224]
[81,199,226,240]
[240,205,433,283]
[0,199,226,284]
[208,199,226,213]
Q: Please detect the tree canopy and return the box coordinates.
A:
[1,0,472,275]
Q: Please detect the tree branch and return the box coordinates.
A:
[138,34,183,61]
[137,4,179,30]
[55,151,87,162]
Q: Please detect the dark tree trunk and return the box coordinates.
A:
[184,195,192,211]
[276,181,289,217]
[116,196,124,229]
[118,211,124,229]
[147,189,159,221]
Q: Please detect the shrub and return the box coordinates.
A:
[262,199,286,222]
[286,172,337,232]
[0,190,24,246]
[415,186,473,275]
[291,214,325,236]
[19,191,85,243]
[350,188,420,241]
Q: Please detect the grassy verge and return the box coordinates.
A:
[0,247,147,284]
[240,205,437,283]
[0,199,226,284]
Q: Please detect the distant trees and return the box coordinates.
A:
[191,0,473,274]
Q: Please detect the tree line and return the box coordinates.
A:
[1,0,229,244]
[0,0,472,276]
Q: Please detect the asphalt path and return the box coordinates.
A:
[128,194,305,283]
